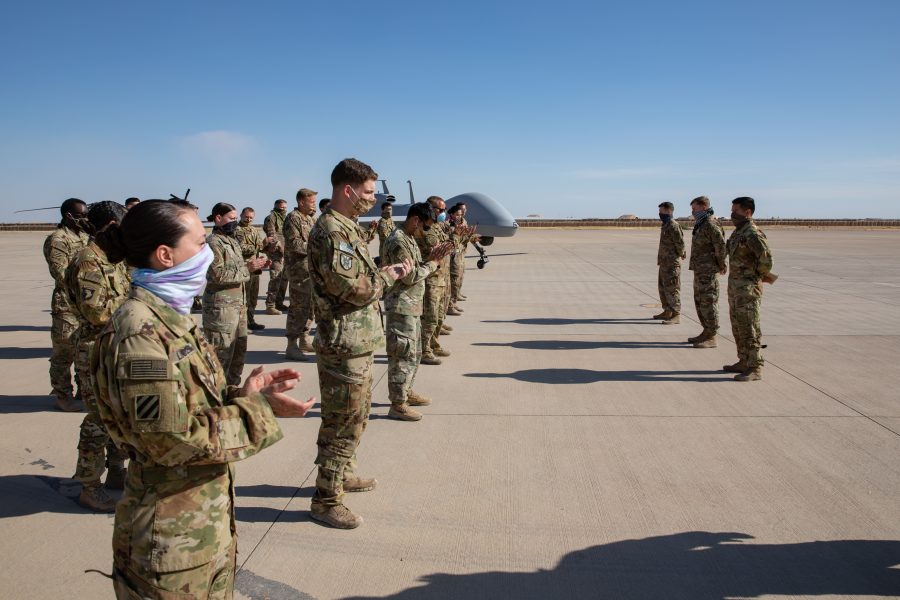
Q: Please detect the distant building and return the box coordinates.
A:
[618,214,638,220]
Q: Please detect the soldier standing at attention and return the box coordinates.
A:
[308,158,412,528]
[725,197,776,382]
[263,199,289,314]
[375,202,396,261]
[92,199,314,599]
[654,201,685,325]
[204,203,268,387]
[284,188,318,361]
[686,196,727,348]
[382,202,453,421]
[65,201,130,512]
[235,207,270,331]
[419,196,452,364]
[44,198,90,412]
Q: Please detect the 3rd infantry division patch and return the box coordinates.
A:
[135,395,161,420]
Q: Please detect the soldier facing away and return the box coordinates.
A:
[654,201,686,325]
[687,196,727,348]
[44,198,90,411]
[263,199,289,313]
[234,207,270,331]
[65,201,130,512]
[92,199,314,599]
[382,202,453,421]
[284,188,318,361]
[307,158,412,529]
[724,196,776,382]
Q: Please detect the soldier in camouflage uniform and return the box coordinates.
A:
[725,197,776,382]
[375,202,396,261]
[418,196,453,364]
[654,201,686,325]
[687,196,727,348]
[235,207,270,331]
[284,188,318,360]
[447,204,477,312]
[92,200,314,599]
[263,199,289,313]
[44,198,90,412]
[308,159,412,529]
[382,203,453,421]
[65,201,130,512]
[204,203,268,387]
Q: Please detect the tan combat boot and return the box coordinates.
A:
[265,306,282,315]
[447,306,462,316]
[276,303,289,312]
[723,361,747,373]
[310,504,363,529]
[688,330,709,344]
[694,335,717,349]
[433,346,451,357]
[662,313,680,325]
[298,335,315,352]
[442,323,453,332]
[420,353,442,366]
[407,390,432,406]
[105,465,126,490]
[457,293,467,301]
[343,477,377,492]
[54,393,82,413]
[653,309,673,320]
[285,338,309,361]
[79,483,117,513]
[388,404,423,421]
[735,367,762,382]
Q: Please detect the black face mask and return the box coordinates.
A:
[731,212,749,226]
[659,213,672,223]
[219,220,238,236]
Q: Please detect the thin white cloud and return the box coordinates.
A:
[179,130,256,161]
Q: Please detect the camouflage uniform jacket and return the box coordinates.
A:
[283,209,315,270]
[376,216,395,257]
[689,217,726,273]
[65,240,130,340]
[382,228,437,317]
[657,220,685,266]
[263,209,286,252]
[235,224,267,266]
[44,224,89,315]
[206,232,249,291]
[92,285,284,573]
[308,209,394,356]
[418,221,451,286]
[727,220,773,287]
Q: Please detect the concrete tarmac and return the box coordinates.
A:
[0,228,898,599]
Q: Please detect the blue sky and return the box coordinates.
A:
[1,0,898,220]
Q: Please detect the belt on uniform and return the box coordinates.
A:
[132,462,229,485]
[206,283,242,291]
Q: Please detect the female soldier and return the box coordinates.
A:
[204,203,267,386]
[93,200,315,599]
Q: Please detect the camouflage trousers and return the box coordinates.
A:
[421,282,447,354]
[50,309,79,397]
[313,351,373,509]
[73,336,125,484]
[244,273,261,325]
[113,541,236,600]
[202,288,248,387]
[657,263,681,314]
[692,270,720,334]
[285,263,314,338]
[728,283,764,368]
[386,313,422,407]
[265,253,288,309]
[450,252,465,301]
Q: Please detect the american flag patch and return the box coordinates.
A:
[129,359,168,379]
[134,395,161,420]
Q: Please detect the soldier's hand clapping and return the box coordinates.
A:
[247,257,269,272]
[429,241,454,262]
[381,258,413,281]
[241,366,316,417]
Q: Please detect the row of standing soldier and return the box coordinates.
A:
[655,195,776,382]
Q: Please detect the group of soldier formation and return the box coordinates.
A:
[39,156,775,598]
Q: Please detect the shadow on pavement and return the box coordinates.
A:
[474,340,689,350]
[235,506,312,523]
[0,475,98,518]
[0,325,51,332]
[235,484,314,499]
[0,346,52,359]
[465,368,729,383]
[344,531,900,599]
[0,395,59,413]
[483,318,657,326]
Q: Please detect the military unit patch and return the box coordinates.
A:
[340,253,353,270]
[339,241,354,253]
[175,344,195,361]
[134,394,161,420]
[129,358,168,379]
